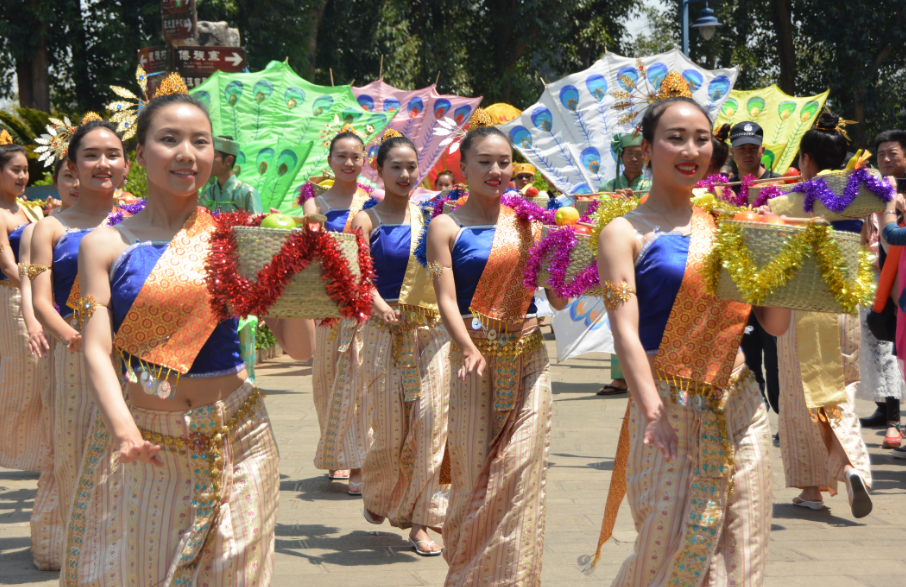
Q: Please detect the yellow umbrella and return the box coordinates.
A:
[485,103,522,125]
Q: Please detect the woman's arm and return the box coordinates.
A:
[31,218,81,351]
[351,209,399,323]
[79,227,162,466]
[598,217,677,461]
[262,317,316,362]
[0,217,21,287]
[427,214,485,380]
[18,224,50,358]
[881,192,906,246]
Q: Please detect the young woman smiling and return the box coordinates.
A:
[354,134,450,556]
[0,138,48,475]
[597,97,790,585]
[301,130,373,490]
[64,93,279,586]
[27,120,127,571]
[427,123,567,586]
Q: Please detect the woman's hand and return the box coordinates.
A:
[374,299,400,323]
[117,428,164,466]
[27,329,50,358]
[642,407,678,462]
[457,345,486,381]
[613,188,635,200]
[66,332,83,352]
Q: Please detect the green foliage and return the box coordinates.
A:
[255,323,277,351]
[124,151,148,199]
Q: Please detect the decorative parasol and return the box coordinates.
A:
[499,48,739,195]
[191,61,395,212]
[715,85,829,174]
[352,80,482,187]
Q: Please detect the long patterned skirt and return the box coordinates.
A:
[858,308,904,403]
[442,331,552,587]
[30,339,60,570]
[0,283,48,471]
[361,320,451,529]
[62,380,279,587]
[778,312,871,494]
[312,319,369,471]
[613,368,773,587]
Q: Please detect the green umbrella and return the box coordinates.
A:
[191,61,394,212]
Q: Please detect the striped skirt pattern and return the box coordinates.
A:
[30,339,61,570]
[361,320,451,529]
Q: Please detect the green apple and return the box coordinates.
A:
[260,213,295,229]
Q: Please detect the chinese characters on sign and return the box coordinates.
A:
[162,0,196,41]
[138,46,247,90]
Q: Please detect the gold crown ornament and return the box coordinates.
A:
[107,65,150,140]
[154,72,189,98]
[81,112,104,125]
[0,129,15,146]
[467,107,494,130]
[380,128,404,142]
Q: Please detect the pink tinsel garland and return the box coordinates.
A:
[523,225,599,298]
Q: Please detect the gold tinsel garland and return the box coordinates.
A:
[707,221,874,314]
[589,198,640,250]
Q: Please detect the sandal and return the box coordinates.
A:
[882,424,902,449]
[845,470,872,519]
[347,481,362,496]
[597,384,628,396]
[363,507,384,525]
[792,496,824,510]
[409,538,443,557]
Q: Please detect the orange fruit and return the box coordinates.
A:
[555,206,580,225]
[733,210,759,222]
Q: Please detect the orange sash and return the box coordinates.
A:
[469,205,541,329]
[653,209,750,391]
[113,209,220,374]
[342,187,373,234]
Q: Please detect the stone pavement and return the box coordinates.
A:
[2,336,905,586]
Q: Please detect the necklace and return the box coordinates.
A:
[644,204,692,233]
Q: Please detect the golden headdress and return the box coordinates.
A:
[0,129,13,146]
[467,107,494,130]
[81,112,104,125]
[612,60,694,125]
[155,72,190,97]
[107,65,149,140]
[35,112,110,167]
[816,109,857,141]
[381,128,404,142]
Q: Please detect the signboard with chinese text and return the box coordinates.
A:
[162,0,196,41]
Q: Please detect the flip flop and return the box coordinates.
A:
[363,507,384,525]
[597,384,628,396]
[409,538,443,557]
[792,496,824,510]
[328,470,350,480]
[347,481,362,496]
[845,470,872,519]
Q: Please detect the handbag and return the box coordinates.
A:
[867,298,896,342]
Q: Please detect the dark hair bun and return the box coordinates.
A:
[714,123,730,142]
[816,111,840,133]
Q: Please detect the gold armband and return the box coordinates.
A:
[427,261,449,279]
[601,280,634,310]
[25,264,49,280]
[75,294,106,330]
[17,263,26,278]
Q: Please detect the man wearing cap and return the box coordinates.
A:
[601,132,651,195]
[729,122,782,421]
[199,135,264,214]
[513,163,536,191]
[728,121,780,193]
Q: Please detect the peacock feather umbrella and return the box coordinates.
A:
[352,80,482,187]
[191,60,395,212]
[499,48,739,195]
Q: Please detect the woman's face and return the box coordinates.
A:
[137,103,214,198]
[642,103,712,190]
[378,145,418,198]
[54,165,80,208]
[0,152,28,197]
[69,127,126,197]
[460,135,512,199]
[328,138,365,183]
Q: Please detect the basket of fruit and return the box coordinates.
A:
[307,174,334,197]
[528,206,601,297]
[710,211,873,314]
[211,212,372,320]
[574,196,599,216]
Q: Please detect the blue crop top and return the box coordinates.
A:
[52,229,92,318]
[0,223,28,282]
[450,222,537,316]
[370,220,411,302]
[635,231,689,353]
[110,240,244,377]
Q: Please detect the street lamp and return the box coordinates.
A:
[681,0,722,56]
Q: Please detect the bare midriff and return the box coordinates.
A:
[126,368,249,412]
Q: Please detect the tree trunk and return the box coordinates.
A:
[770,0,796,95]
[305,0,329,78]
[14,0,50,112]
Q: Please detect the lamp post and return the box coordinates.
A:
[681,0,722,56]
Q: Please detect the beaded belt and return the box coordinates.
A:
[368,315,440,401]
[0,279,15,288]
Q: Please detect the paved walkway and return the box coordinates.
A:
[2,336,905,586]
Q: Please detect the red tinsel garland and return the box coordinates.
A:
[206,211,375,322]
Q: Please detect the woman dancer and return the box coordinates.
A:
[0,133,47,473]
[30,121,127,571]
[355,133,450,555]
[64,92,280,585]
[775,111,873,517]
[597,97,790,585]
[301,130,372,491]
[427,124,566,586]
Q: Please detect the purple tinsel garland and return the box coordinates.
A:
[523,225,599,297]
[752,185,784,208]
[790,167,895,213]
[500,192,557,225]
[106,199,148,226]
[579,199,600,223]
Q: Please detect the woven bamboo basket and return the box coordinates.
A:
[307,174,333,197]
[768,169,889,221]
[714,220,862,313]
[233,226,361,319]
[575,198,598,216]
[536,226,601,295]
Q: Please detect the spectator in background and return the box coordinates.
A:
[513,163,536,191]
[860,129,906,450]
[434,170,455,191]
[199,135,263,214]
[728,121,780,191]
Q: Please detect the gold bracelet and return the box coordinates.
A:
[427,260,449,279]
[75,294,106,330]
[601,280,634,310]
[26,264,49,280]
